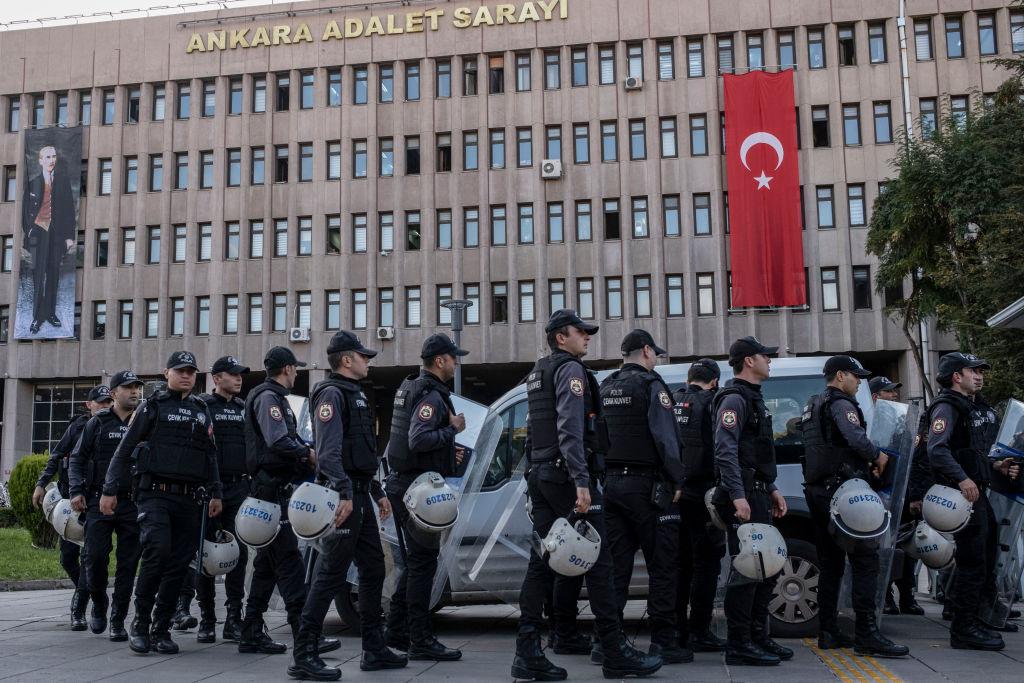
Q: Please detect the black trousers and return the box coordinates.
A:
[299,490,386,650]
[59,537,83,586]
[385,479,442,642]
[950,491,998,621]
[246,493,308,620]
[718,489,778,644]
[84,494,141,614]
[805,485,878,629]
[517,462,621,649]
[134,492,201,629]
[890,557,918,603]
[604,474,680,638]
[676,494,726,639]
[27,226,66,323]
[178,479,249,612]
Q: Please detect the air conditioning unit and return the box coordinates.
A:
[380,249,392,257]
[624,76,643,91]
[540,159,562,180]
[289,327,311,342]
[376,326,395,340]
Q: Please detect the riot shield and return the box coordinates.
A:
[978,399,1024,628]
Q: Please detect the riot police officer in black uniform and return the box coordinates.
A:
[601,330,689,664]
[512,310,661,681]
[712,336,789,666]
[100,351,223,655]
[802,356,909,657]
[673,358,727,653]
[289,331,406,681]
[32,384,112,630]
[173,356,252,643]
[242,346,340,657]
[70,371,144,641]
[384,333,467,661]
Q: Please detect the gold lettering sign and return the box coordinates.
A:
[185,0,569,53]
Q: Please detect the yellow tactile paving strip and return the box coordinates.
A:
[803,638,904,683]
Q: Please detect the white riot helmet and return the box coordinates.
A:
[732,523,788,580]
[705,488,726,531]
[288,482,340,541]
[534,517,602,577]
[42,482,63,522]
[201,530,241,577]
[908,521,956,570]
[402,472,459,534]
[922,484,972,533]
[51,499,86,546]
[234,497,282,548]
[829,478,890,541]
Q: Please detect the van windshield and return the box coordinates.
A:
[761,376,822,465]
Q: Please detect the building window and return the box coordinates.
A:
[273,219,288,257]
[251,147,265,184]
[492,283,509,323]
[325,291,341,330]
[98,158,112,196]
[118,300,133,339]
[666,275,684,316]
[660,195,681,237]
[200,150,214,189]
[697,273,715,315]
[379,213,395,252]
[778,31,796,69]
[170,225,186,263]
[516,128,533,167]
[436,58,452,98]
[545,125,561,161]
[873,102,892,144]
[176,82,191,119]
[657,41,674,79]
[598,45,615,84]
[687,37,705,77]
[463,207,479,248]
[544,51,561,89]
[225,222,240,260]
[575,200,592,241]
[327,215,342,254]
[633,275,652,317]
[100,88,114,125]
[491,205,507,246]
[746,33,764,69]
[693,193,711,235]
[808,27,826,68]
[717,35,734,73]
[601,121,617,162]
[275,72,290,111]
[852,266,872,310]
[274,145,289,183]
[487,129,505,170]
[547,202,564,243]
[843,104,861,146]
[299,142,314,182]
[626,43,643,79]
[225,148,242,187]
[249,221,264,258]
[405,136,421,175]
[437,133,452,172]
[194,296,209,335]
[604,199,620,239]
[174,152,188,190]
[300,71,314,109]
[629,120,646,160]
[869,22,887,63]
[919,97,938,138]
[221,295,238,334]
[354,65,368,104]
[264,293,283,332]
[353,214,367,253]
[464,284,480,324]
[436,285,453,325]
[327,68,342,106]
[78,92,90,126]
[884,281,905,308]
[631,197,649,238]
[489,54,505,94]
[1,166,13,202]
[811,106,830,147]
[201,80,215,117]
[353,140,367,178]
[247,294,263,333]
[121,227,136,265]
[297,217,312,256]
[945,16,964,58]
[519,282,536,322]
[6,96,19,133]
[950,95,969,129]
[405,61,421,101]
[253,76,267,112]
[848,184,866,226]
[125,87,140,123]
[977,14,996,56]
[229,77,242,114]
[549,279,566,314]
[296,291,312,329]
[144,154,162,192]
[353,290,367,329]
[92,301,106,339]
[54,92,68,126]
[915,18,933,60]
[462,56,478,95]
[95,230,109,267]
[577,278,594,319]
[573,124,589,163]
[1013,12,1024,53]
[515,53,531,91]
[572,46,588,86]
[327,141,341,180]
[687,114,708,156]
[0,236,12,272]
[816,186,835,228]
[146,226,160,264]
[837,25,856,66]
[518,204,534,244]
[379,63,395,103]
[144,299,159,338]
[821,267,840,311]
[198,223,212,261]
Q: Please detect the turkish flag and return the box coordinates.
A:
[724,70,806,307]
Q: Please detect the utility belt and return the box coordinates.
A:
[532,450,606,479]
[251,469,294,501]
[605,465,659,478]
[137,474,204,500]
[219,472,249,486]
[740,467,773,494]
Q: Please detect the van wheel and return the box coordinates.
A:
[769,538,820,638]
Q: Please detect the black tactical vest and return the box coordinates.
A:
[201,393,247,476]
[928,389,992,485]
[526,351,607,463]
[312,375,378,479]
[800,388,869,486]
[84,409,130,491]
[712,380,777,483]
[674,385,716,491]
[601,365,660,468]
[974,395,999,454]
[135,392,212,483]
[387,371,454,476]
[244,380,300,475]
[58,414,91,497]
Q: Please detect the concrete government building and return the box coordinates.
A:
[0,0,1018,477]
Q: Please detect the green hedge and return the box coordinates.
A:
[0,507,18,528]
[9,454,58,548]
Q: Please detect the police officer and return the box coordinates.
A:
[174,356,252,643]
[100,352,223,655]
[601,330,688,664]
[803,356,909,657]
[927,352,1019,650]
[70,371,144,641]
[673,358,727,653]
[712,336,789,666]
[384,333,467,661]
[289,331,407,681]
[512,310,661,681]
[242,346,340,657]
[32,384,112,630]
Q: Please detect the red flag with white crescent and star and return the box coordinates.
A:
[724,70,806,307]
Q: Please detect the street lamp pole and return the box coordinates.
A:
[440,299,473,395]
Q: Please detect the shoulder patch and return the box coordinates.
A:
[269,405,283,421]
[418,404,434,421]
[846,410,859,425]
[931,417,946,434]
[721,409,737,429]
[658,391,672,409]
[317,403,334,422]
[568,377,585,397]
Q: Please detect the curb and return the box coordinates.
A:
[0,579,75,592]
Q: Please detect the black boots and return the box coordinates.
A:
[223,604,243,642]
[854,618,909,657]
[197,603,217,644]
[950,617,1005,651]
[239,613,288,654]
[601,634,662,679]
[512,632,568,682]
[70,589,88,631]
[686,628,727,652]
[88,594,108,634]
[818,629,855,649]
[724,640,780,666]
[172,596,198,631]
[385,627,410,651]
[648,630,694,664]
[900,596,925,616]
[408,635,462,661]
[287,631,341,681]
[109,604,128,642]
[151,617,180,654]
[549,631,592,655]
[884,589,900,615]
[129,617,151,654]
[754,637,794,660]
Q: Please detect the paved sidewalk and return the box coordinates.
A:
[1,589,1023,681]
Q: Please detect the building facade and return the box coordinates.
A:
[0,0,1017,477]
